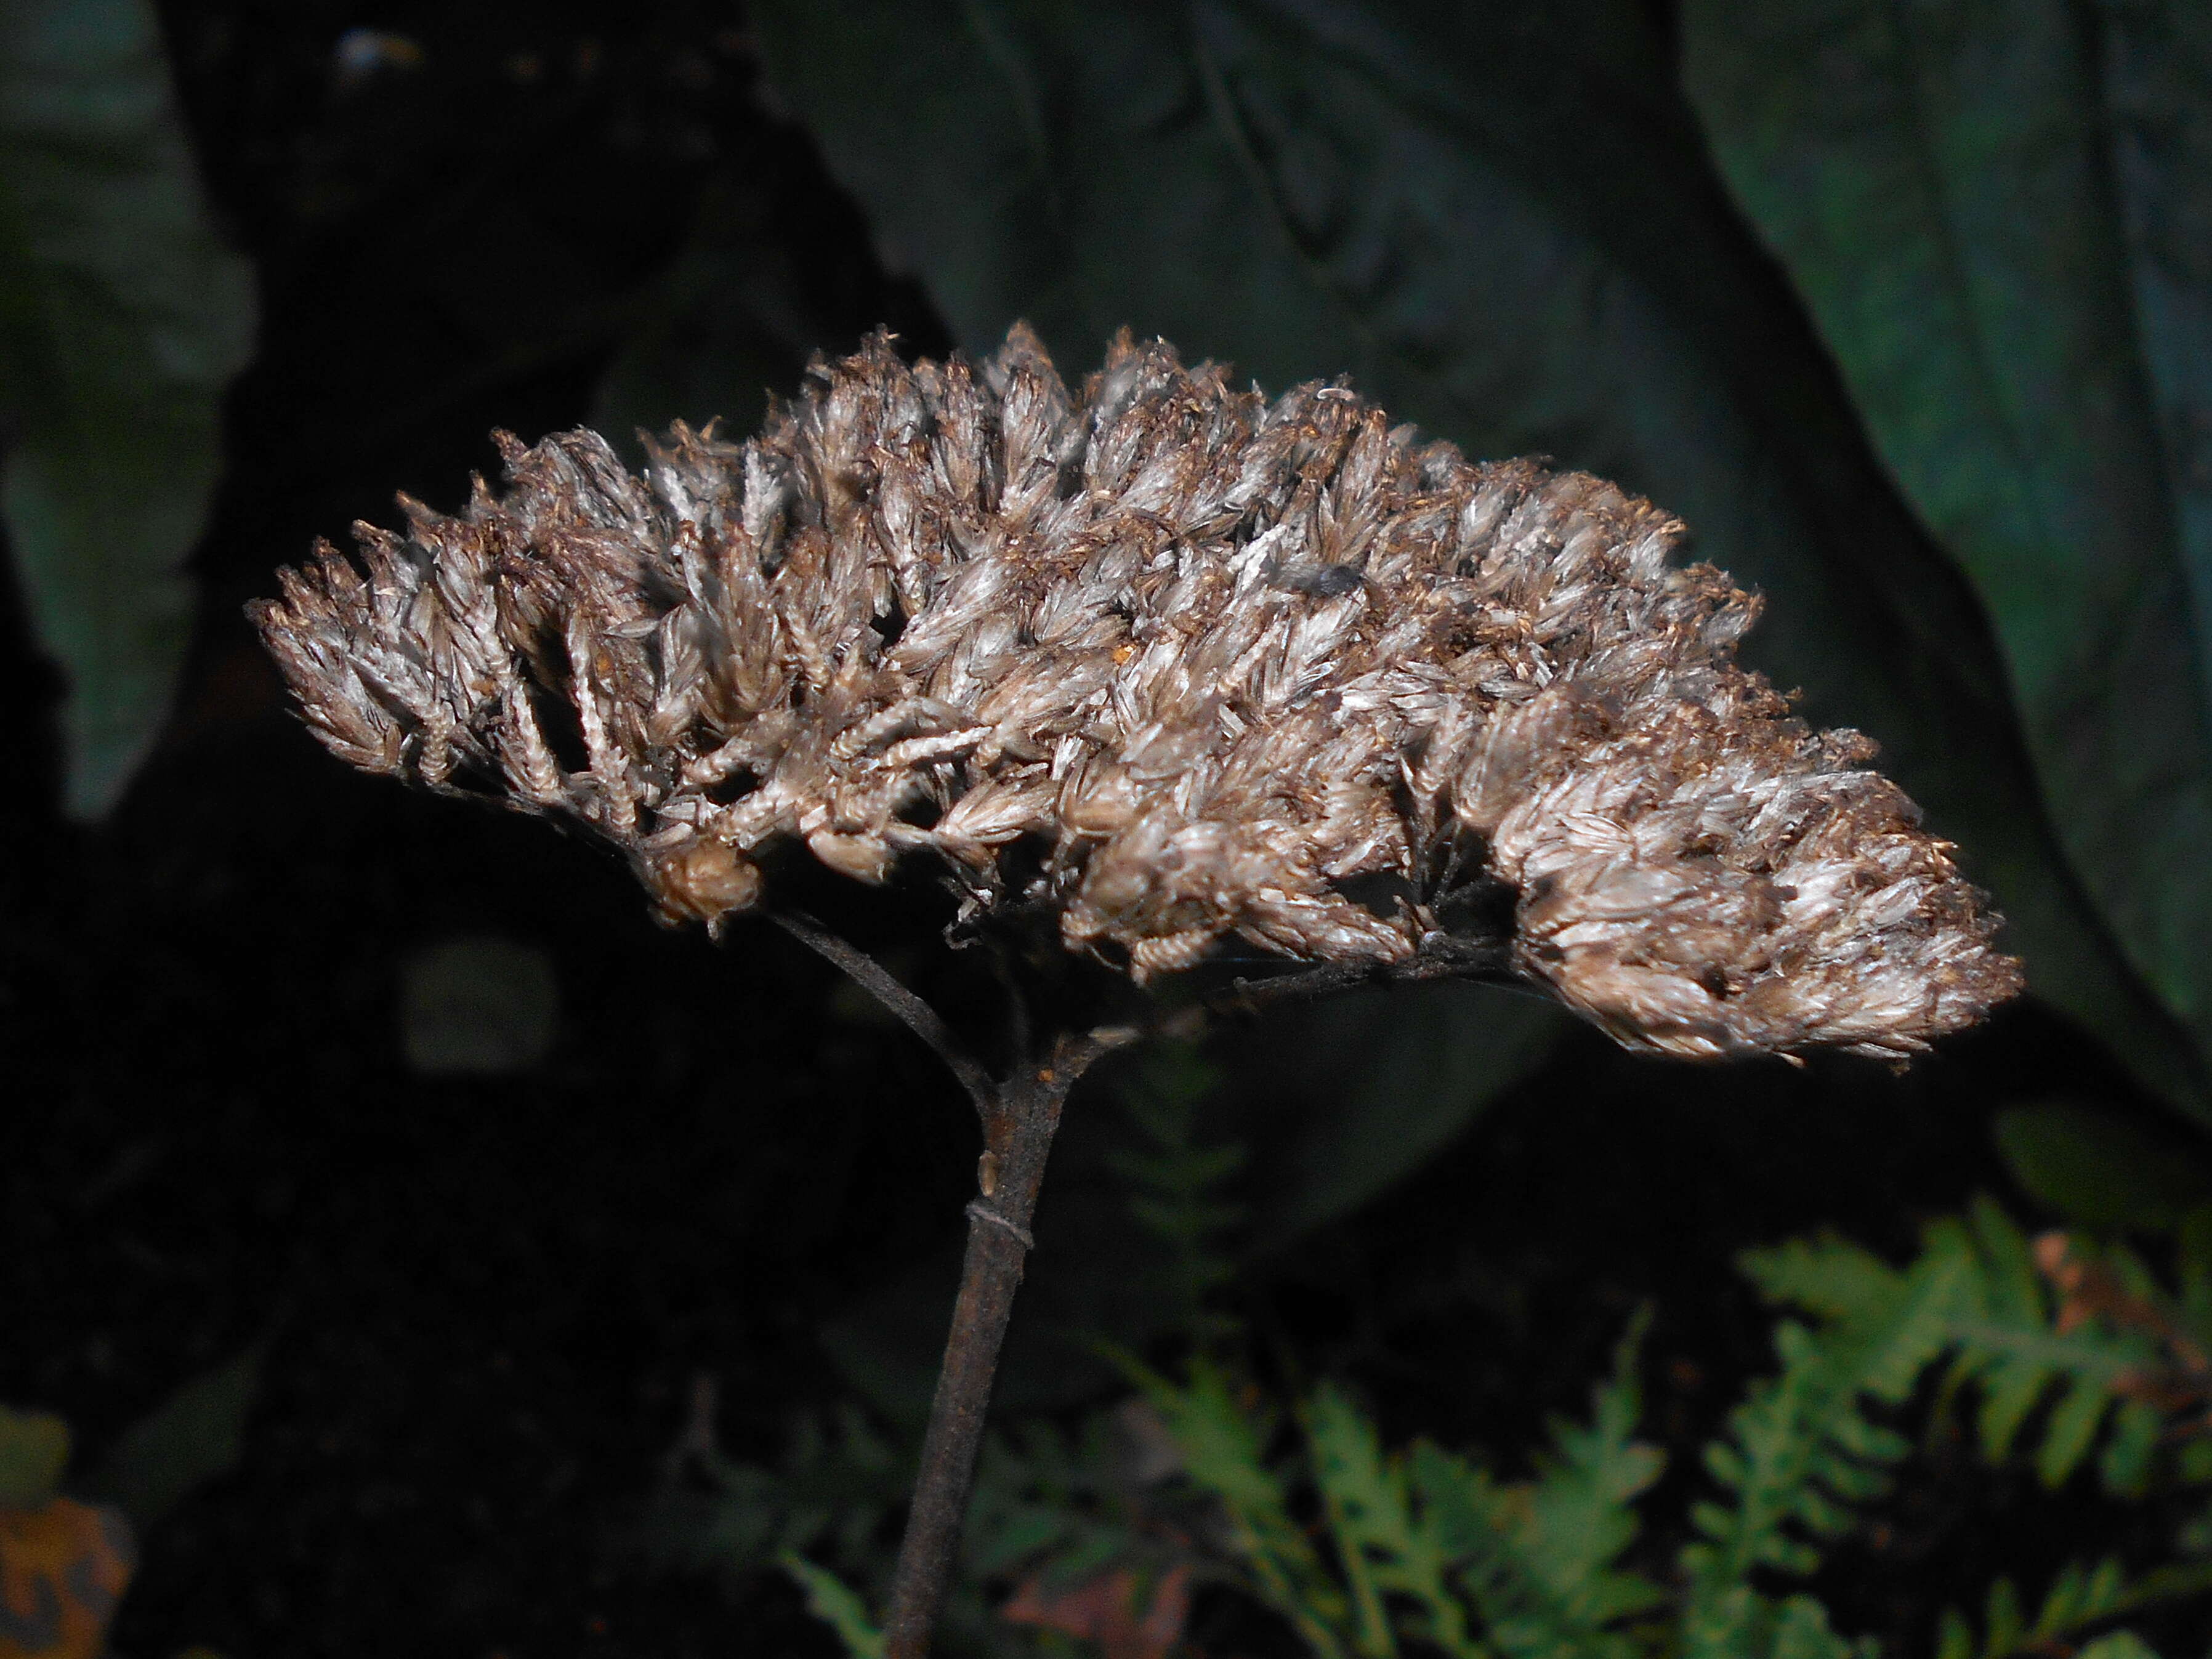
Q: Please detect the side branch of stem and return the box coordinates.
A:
[771,909,997,1117]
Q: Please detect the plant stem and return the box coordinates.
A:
[767,913,1139,1653]
[770,914,1514,1654]
[881,1041,1083,1655]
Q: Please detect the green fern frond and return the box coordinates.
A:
[1128,1317,1666,1659]
[1695,1199,2212,1659]
[1741,1201,2179,1504]
[1303,1384,1474,1657]
[1133,1355,1356,1658]
[1111,1040,1246,1331]
[1419,1316,1668,1659]
[1931,1554,2202,1659]
[1150,1318,1665,1659]
[778,1551,886,1658]
[1302,1386,1419,1657]
[1937,1203,2161,1485]
[1684,1231,1967,1657]
[963,1412,1143,1588]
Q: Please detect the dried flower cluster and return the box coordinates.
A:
[253,326,2020,1060]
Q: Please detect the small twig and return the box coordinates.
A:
[1165,930,1519,1031]
[772,910,996,1119]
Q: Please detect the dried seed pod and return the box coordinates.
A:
[252,326,2022,1060]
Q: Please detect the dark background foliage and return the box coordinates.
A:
[1,2,2206,1655]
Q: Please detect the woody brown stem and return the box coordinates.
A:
[880,1033,1121,1656]
[777,916,1512,1655]
[769,912,1137,1653]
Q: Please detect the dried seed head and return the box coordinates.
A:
[252,326,2022,1060]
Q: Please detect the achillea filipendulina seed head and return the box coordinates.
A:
[252,326,2021,1060]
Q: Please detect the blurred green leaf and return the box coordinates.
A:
[2101,6,2212,727]
[1994,1101,2212,1233]
[1682,0,2212,1073]
[2075,1633,2162,1659]
[751,0,2208,1113]
[0,1403,70,1509]
[0,0,255,817]
[398,934,560,1076]
[1238,983,1562,1250]
[588,171,809,458]
[84,1347,259,1528]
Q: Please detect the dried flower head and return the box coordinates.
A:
[252,326,2020,1060]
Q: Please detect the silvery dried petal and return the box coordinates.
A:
[252,326,2022,1060]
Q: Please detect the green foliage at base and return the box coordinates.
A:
[1121,1329,1666,1659]
[647,1060,2212,1658]
[778,1549,886,1659]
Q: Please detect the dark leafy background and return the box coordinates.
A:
[1,1,2206,1655]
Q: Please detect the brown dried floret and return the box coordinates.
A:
[252,325,2022,1060]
